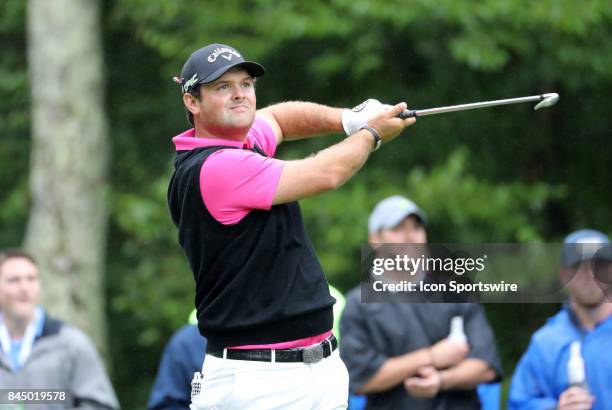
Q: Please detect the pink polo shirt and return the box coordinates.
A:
[172,117,283,225]
[172,117,331,349]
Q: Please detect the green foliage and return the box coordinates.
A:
[302,148,564,291]
[0,0,29,248]
[404,148,564,242]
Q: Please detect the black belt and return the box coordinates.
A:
[209,335,338,364]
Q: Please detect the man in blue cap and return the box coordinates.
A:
[509,229,612,410]
[340,195,502,410]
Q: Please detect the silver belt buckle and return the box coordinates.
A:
[302,344,324,364]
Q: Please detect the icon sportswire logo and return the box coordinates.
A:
[207,47,242,63]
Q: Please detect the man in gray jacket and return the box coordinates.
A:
[340,196,502,410]
[0,248,119,409]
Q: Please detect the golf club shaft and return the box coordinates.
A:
[398,94,548,119]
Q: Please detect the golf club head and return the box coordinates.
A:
[534,93,559,111]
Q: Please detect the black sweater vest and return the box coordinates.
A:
[167,145,334,351]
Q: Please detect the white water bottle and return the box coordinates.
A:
[448,316,467,344]
[567,341,589,391]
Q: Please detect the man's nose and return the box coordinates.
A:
[403,232,416,242]
[232,85,245,99]
[404,232,422,244]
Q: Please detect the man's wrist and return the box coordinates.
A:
[359,126,382,151]
[438,370,446,392]
[426,347,436,368]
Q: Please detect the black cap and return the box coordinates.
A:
[173,43,266,94]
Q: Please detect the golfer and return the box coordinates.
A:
[167,43,415,409]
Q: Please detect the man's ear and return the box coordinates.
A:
[183,93,200,116]
[369,233,382,249]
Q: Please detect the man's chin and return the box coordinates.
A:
[6,308,37,322]
[226,114,255,130]
[575,296,608,309]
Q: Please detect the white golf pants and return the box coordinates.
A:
[190,349,349,410]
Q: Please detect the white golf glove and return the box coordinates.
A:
[341,99,392,136]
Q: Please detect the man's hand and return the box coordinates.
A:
[341,99,392,136]
[365,102,416,145]
[558,386,595,410]
[429,338,469,369]
[404,366,443,398]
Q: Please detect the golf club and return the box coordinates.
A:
[398,93,559,119]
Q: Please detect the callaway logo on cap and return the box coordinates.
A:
[207,47,242,62]
[173,43,266,94]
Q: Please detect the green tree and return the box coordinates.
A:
[23,0,110,355]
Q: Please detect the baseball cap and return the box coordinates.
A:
[368,195,427,234]
[561,229,612,267]
[173,43,266,94]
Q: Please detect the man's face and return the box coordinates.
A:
[369,215,427,260]
[562,260,611,307]
[187,67,256,139]
[371,215,428,245]
[0,257,41,322]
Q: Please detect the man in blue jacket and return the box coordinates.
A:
[508,229,612,410]
[148,310,206,410]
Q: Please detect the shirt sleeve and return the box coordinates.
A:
[507,340,559,410]
[339,292,388,391]
[68,328,120,409]
[463,304,504,380]
[249,116,278,157]
[201,148,284,225]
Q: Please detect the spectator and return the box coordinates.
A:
[508,229,612,410]
[148,310,206,410]
[0,248,119,409]
[340,196,502,410]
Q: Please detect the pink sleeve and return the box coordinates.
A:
[248,117,277,157]
[200,149,284,225]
